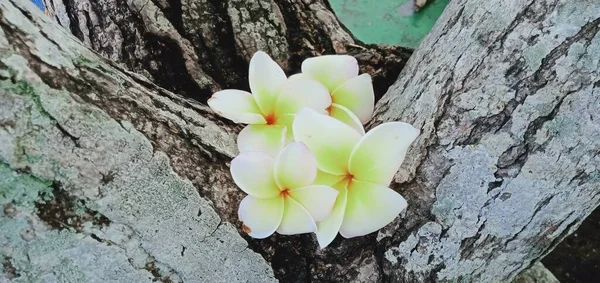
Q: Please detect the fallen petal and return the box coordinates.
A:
[316,180,349,248]
[274,142,317,190]
[208,89,266,124]
[249,51,287,115]
[289,185,339,222]
[231,152,280,199]
[293,108,361,175]
[302,55,359,92]
[314,170,345,186]
[339,180,407,238]
[238,124,287,157]
[275,74,331,118]
[275,113,296,143]
[349,122,419,186]
[277,197,317,235]
[329,103,365,135]
[238,195,284,239]
[331,74,375,124]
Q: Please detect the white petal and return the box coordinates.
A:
[238,124,287,157]
[314,170,345,186]
[208,90,266,124]
[230,152,280,199]
[349,122,419,186]
[274,142,317,190]
[249,51,287,115]
[301,55,359,92]
[289,185,339,222]
[275,113,296,143]
[331,74,375,124]
[238,195,284,239]
[329,103,365,135]
[293,108,362,175]
[316,181,348,248]
[339,180,407,238]
[276,197,317,235]
[274,74,331,118]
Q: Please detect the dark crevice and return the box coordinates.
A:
[2,256,19,279]
[60,0,85,40]
[143,34,209,100]
[145,261,175,283]
[184,0,248,92]
[35,182,111,232]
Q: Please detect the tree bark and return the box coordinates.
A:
[41,0,411,102]
[0,0,598,283]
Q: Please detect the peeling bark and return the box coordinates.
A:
[1,0,598,282]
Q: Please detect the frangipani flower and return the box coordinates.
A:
[302,55,375,126]
[293,108,419,248]
[232,142,339,238]
[209,52,331,156]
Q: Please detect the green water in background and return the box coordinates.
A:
[329,0,449,48]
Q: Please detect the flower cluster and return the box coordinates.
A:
[209,51,419,248]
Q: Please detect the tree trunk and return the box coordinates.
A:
[0,0,598,283]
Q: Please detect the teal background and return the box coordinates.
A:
[329,0,449,48]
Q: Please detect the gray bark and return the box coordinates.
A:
[0,0,598,282]
[374,0,600,281]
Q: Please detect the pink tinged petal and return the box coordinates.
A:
[274,142,317,189]
[208,90,266,124]
[339,180,407,238]
[331,74,375,124]
[314,170,345,186]
[238,195,284,239]
[289,185,339,222]
[249,51,287,115]
[329,103,365,135]
[274,74,331,118]
[276,197,317,235]
[237,124,287,157]
[301,55,359,92]
[316,180,349,248]
[293,108,362,175]
[230,152,280,199]
[349,122,420,186]
[275,113,296,143]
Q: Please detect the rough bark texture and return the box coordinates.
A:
[1,0,598,282]
[373,0,600,281]
[41,0,411,102]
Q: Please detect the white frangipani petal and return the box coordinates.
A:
[249,51,287,115]
[275,74,331,118]
[274,142,317,190]
[331,74,375,124]
[293,108,362,175]
[277,197,317,235]
[208,90,266,124]
[237,124,287,157]
[349,122,419,186]
[339,180,407,238]
[238,195,284,239]
[275,113,296,143]
[316,181,348,248]
[328,103,365,135]
[230,152,280,199]
[289,185,338,222]
[301,55,359,92]
[314,170,345,186]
